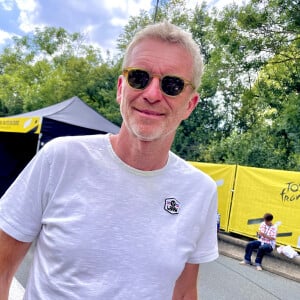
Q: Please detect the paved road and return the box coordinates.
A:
[13,251,300,300]
[199,255,300,300]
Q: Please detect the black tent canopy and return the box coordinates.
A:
[14,96,119,145]
[0,96,119,196]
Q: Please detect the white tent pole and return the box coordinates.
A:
[36,133,43,153]
[35,117,43,153]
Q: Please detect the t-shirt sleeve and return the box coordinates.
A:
[0,145,52,242]
[188,186,219,264]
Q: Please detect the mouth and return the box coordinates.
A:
[135,108,164,117]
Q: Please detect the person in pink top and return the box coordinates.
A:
[240,213,277,271]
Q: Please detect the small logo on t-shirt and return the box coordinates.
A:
[164,198,180,215]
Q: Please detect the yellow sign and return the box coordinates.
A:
[0,117,41,133]
[189,162,236,231]
[229,166,300,249]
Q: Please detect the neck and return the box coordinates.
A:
[110,127,174,171]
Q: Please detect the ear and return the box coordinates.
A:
[183,93,199,120]
[116,75,123,104]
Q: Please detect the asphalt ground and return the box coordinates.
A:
[217,232,300,283]
[199,255,300,300]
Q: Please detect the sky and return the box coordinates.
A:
[0,0,239,56]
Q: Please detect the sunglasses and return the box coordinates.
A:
[122,67,195,97]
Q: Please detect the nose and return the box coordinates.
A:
[142,76,162,103]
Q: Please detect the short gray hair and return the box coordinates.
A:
[122,21,204,90]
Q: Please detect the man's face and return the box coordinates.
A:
[117,38,199,142]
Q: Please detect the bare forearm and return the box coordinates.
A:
[0,278,10,300]
[0,248,16,300]
[172,263,199,300]
[0,230,31,300]
[172,287,198,300]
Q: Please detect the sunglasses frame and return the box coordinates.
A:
[122,67,195,97]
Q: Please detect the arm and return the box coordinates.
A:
[172,263,199,300]
[259,230,276,240]
[258,224,277,241]
[0,230,31,300]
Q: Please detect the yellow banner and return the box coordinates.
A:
[0,117,41,133]
[229,166,300,249]
[189,162,236,231]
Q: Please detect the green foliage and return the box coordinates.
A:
[0,0,299,171]
[0,27,121,124]
[194,0,300,170]
[116,10,152,54]
[117,0,193,54]
[203,127,293,170]
[172,98,221,161]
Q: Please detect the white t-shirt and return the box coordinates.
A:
[0,134,218,299]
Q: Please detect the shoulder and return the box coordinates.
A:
[169,153,216,188]
[271,225,277,231]
[37,134,109,167]
[259,222,266,228]
[41,134,108,155]
[43,133,107,149]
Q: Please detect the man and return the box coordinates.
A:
[0,21,218,299]
[240,213,277,271]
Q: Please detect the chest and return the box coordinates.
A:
[39,181,202,278]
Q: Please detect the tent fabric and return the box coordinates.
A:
[0,132,38,197]
[13,96,120,134]
[0,96,119,197]
[39,118,107,146]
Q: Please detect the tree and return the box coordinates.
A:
[1,0,299,169]
[172,97,221,161]
[0,27,121,124]
[117,0,193,53]
[243,44,300,170]
[197,0,300,170]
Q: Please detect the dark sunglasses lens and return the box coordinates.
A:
[127,69,150,89]
[162,76,185,96]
